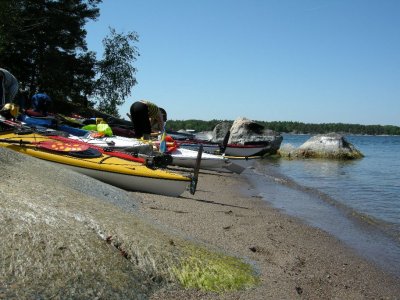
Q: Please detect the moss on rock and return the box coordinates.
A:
[173,246,259,292]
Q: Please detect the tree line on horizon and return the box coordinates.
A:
[166,119,400,136]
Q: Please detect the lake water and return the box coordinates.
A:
[242,134,400,277]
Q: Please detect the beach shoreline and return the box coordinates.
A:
[134,168,400,299]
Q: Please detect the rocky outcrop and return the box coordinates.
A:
[211,121,232,143]
[279,133,364,159]
[211,117,283,155]
[0,148,258,298]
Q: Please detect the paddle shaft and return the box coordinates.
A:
[221,130,231,153]
[0,139,33,146]
[190,144,203,195]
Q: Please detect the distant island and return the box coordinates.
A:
[166,120,400,136]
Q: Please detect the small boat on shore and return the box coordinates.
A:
[176,140,221,155]
[0,130,195,197]
[177,139,271,157]
[224,142,272,157]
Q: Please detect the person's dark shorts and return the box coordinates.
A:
[130,101,151,138]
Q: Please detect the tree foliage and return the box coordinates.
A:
[166,119,400,135]
[0,0,101,103]
[0,0,139,116]
[95,28,139,117]
[167,119,224,133]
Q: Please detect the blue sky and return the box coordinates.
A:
[85,0,399,126]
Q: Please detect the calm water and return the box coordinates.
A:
[243,134,400,277]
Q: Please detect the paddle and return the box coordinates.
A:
[224,160,246,174]
[220,130,231,154]
[0,117,95,153]
[0,138,90,152]
[159,123,167,153]
[48,135,147,164]
[0,116,23,128]
[189,144,203,195]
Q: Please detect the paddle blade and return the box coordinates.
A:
[68,147,102,158]
[190,144,203,195]
[225,161,246,174]
[159,131,167,153]
[0,138,90,152]
[38,140,90,152]
[221,130,231,153]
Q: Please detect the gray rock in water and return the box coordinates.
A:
[281,133,364,159]
[211,117,283,155]
[211,121,232,143]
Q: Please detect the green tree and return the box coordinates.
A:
[0,0,101,104]
[94,28,139,117]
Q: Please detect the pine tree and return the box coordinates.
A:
[0,0,101,105]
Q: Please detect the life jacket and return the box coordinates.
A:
[82,122,113,137]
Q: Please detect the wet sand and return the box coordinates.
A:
[134,168,400,299]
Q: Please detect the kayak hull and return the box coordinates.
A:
[171,148,229,170]
[177,140,270,157]
[0,132,191,197]
[50,161,190,197]
[224,144,270,157]
[177,141,221,155]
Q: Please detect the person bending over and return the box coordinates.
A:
[31,90,52,116]
[129,100,165,139]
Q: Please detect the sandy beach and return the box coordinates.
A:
[1,147,400,299]
[135,168,400,299]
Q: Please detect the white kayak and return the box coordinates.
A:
[67,133,152,152]
[66,133,242,172]
[171,147,230,170]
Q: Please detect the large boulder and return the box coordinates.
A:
[211,117,283,155]
[211,121,232,143]
[280,133,364,159]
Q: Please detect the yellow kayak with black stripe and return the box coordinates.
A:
[0,131,193,197]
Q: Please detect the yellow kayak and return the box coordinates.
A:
[0,131,193,197]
